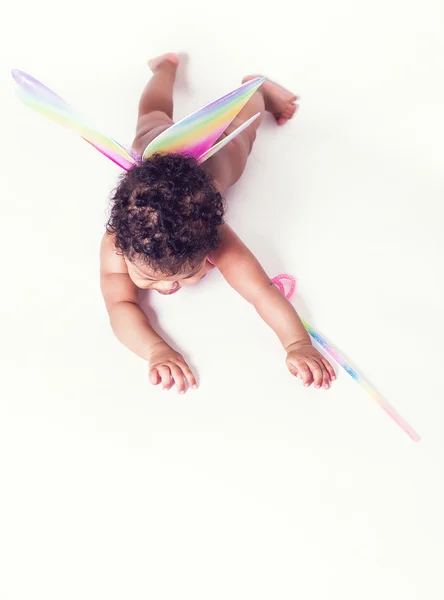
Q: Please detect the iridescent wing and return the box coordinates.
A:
[12,69,139,171]
[196,113,261,163]
[142,77,266,163]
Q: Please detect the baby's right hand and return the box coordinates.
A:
[148,342,197,394]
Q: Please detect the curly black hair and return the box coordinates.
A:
[107,153,225,276]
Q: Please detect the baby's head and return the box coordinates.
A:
[107,153,225,294]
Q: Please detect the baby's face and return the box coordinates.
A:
[125,258,208,295]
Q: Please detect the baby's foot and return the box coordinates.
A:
[243,75,299,125]
[148,52,180,73]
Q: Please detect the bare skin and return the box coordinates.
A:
[100,53,335,393]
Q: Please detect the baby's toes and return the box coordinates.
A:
[286,103,298,118]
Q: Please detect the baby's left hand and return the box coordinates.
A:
[286,342,336,389]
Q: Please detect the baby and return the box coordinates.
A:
[101,53,336,393]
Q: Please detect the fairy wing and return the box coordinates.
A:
[196,113,261,163]
[12,69,139,171]
[142,77,266,163]
[13,70,265,168]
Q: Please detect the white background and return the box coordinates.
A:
[1,1,443,598]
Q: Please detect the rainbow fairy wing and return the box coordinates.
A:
[142,77,266,163]
[12,69,139,171]
[196,113,261,163]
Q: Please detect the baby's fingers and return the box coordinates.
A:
[288,360,313,387]
[321,365,331,390]
[157,365,173,390]
[169,363,187,395]
[322,358,336,382]
[306,359,324,388]
[180,363,197,390]
[149,367,161,386]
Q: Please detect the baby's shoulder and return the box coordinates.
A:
[100,232,128,274]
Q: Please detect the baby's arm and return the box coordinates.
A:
[100,233,197,392]
[209,225,335,389]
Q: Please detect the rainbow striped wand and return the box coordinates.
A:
[272,275,420,442]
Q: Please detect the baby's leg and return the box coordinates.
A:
[132,53,179,154]
[204,76,298,193]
